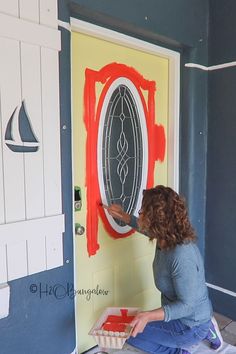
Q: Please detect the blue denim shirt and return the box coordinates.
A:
[129,215,213,327]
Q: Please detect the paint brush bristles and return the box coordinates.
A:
[99,202,109,210]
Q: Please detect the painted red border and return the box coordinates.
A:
[84,63,165,256]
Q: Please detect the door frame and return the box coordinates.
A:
[70,18,180,352]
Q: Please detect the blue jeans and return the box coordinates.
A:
[127,319,211,354]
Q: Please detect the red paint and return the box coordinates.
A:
[102,308,135,332]
[84,62,166,256]
[102,323,127,332]
[84,69,100,256]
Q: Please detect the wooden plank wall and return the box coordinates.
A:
[0,0,64,282]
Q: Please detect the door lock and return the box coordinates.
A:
[74,186,82,211]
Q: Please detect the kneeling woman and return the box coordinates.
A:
[106,185,222,354]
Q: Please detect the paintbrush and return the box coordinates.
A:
[98,202,109,210]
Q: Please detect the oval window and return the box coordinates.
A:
[97,77,148,234]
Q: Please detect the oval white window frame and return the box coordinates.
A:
[97,77,148,234]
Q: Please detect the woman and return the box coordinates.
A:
[105,185,222,354]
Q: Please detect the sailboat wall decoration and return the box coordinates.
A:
[4,100,39,153]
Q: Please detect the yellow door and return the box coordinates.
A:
[72,28,170,353]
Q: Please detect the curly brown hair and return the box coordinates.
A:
[138,185,196,249]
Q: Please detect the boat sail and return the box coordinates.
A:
[5,100,39,153]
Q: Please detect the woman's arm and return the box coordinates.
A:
[103,204,148,236]
[102,204,131,224]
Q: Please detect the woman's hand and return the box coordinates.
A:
[130,308,165,337]
[130,312,151,337]
[102,204,131,224]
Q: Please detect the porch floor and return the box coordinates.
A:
[214,312,236,346]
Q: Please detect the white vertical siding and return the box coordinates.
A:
[39,0,58,28]
[0,0,64,282]
[41,47,62,216]
[0,246,7,283]
[0,215,64,281]
[27,236,46,275]
[0,98,5,224]
[19,0,39,23]
[46,233,64,270]
[0,38,26,223]
[7,239,28,281]
[21,42,45,219]
[0,1,19,17]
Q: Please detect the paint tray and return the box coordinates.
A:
[89,307,139,349]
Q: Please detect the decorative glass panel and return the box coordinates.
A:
[98,78,148,234]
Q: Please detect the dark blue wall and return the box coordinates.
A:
[206,0,236,320]
[209,0,236,65]
[63,0,209,63]
[0,1,213,353]
[181,63,208,254]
